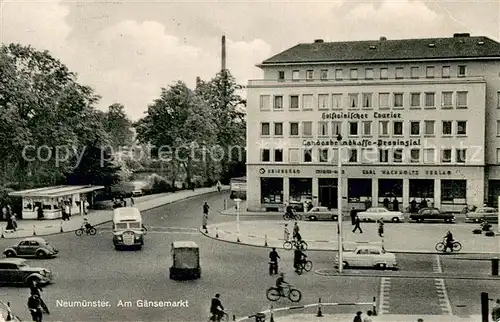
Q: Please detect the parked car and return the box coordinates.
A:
[4,237,58,259]
[334,245,397,270]
[306,206,339,221]
[132,189,144,197]
[409,207,455,223]
[0,258,53,285]
[356,207,404,222]
[465,207,498,223]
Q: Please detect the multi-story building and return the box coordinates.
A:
[246,33,500,213]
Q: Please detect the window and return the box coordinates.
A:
[319,149,329,162]
[274,149,283,162]
[410,67,419,78]
[350,68,358,80]
[457,92,467,108]
[380,68,388,79]
[349,122,359,136]
[497,148,500,163]
[289,148,300,163]
[424,120,435,135]
[442,66,450,78]
[426,66,435,78]
[442,121,452,135]
[497,120,500,136]
[410,149,420,163]
[456,121,467,135]
[332,94,342,109]
[456,149,466,163]
[320,69,328,80]
[292,70,300,80]
[302,94,313,109]
[261,149,270,162]
[393,93,403,108]
[302,121,312,136]
[395,67,404,79]
[379,93,389,109]
[362,93,372,108]
[458,65,467,77]
[278,71,285,80]
[424,148,436,164]
[261,122,270,136]
[441,92,453,108]
[410,93,420,107]
[379,150,389,162]
[441,149,452,163]
[318,94,329,109]
[335,69,343,80]
[290,122,299,136]
[260,95,270,110]
[318,121,329,136]
[306,70,314,81]
[425,92,435,107]
[498,92,500,108]
[362,121,372,135]
[348,93,359,108]
[379,121,389,135]
[393,149,403,163]
[290,95,299,110]
[304,149,312,162]
[274,96,283,109]
[332,121,342,136]
[348,149,358,162]
[393,121,403,135]
[365,68,374,79]
[274,122,283,136]
[410,121,420,135]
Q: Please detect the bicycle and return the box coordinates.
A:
[75,226,97,236]
[266,284,302,302]
[283,239,308,251]
[435,239,462,252]
[283,212,302,221]
[207,310,228,321]
[295,260,313,275]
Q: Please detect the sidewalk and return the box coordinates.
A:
[1,186,228,239]
[202,220,500,254]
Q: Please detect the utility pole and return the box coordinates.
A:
[336,133,343,273]
[481,292,489,322]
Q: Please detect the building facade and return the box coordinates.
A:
[246,34,500,212]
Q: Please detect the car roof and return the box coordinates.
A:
[0,258,27,264]
[113,207,141,221]
[172,241,198,248]
[19,237,46,243]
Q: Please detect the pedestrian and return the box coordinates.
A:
[84,199,89,215]
[5,214,14,231]
[492,299,500,321]
[202,202,209,230]
[383,197,390,209]
[30,280,49,314]
[364,197,372,210]
[363,310,373,322]
[392,198,399,211]
[216,180,222,192]
[268,247,280,275]
[64,202,70,221]
[283,224,290,241]
[130,196,135,206]
[350,207,356,225]
[377,218,384,237]
[352,215,363,233]
[293,221,301,241]
[27,293,43,322]
[11,213,17,231]
[353,311,362,322]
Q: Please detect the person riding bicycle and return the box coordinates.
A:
[30,280,49,314]
[444,231,454,252]
[210,293,224,321]
[286,204,294,216]
[275,272,289,296]
[81,218,92,231]
[27,294,43,322]
[293,248,307,273]
[293,222,301,241]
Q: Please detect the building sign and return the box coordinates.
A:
[321,112,402,120]
[259,168,300,175]
[363,169,453,176]
[303,139,421,147]
[315,169,345,174]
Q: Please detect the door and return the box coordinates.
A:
[18,240,32,256]
[319,187,338,209]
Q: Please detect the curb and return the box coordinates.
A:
[314,269,500,280]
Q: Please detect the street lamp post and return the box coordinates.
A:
[336,134,343,273]
[235,198,241,242]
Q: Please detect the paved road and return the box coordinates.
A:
[0,191,496,321]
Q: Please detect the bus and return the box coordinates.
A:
[112,207,145,250]
[230,177,246,200]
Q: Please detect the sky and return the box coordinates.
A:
[1,0,499,121]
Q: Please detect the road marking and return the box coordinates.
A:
[379,277,391,315]
[434,278,453,315]
[434,255,443,273]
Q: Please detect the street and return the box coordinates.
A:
[0,192,498,321]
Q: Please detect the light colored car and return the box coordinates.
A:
[306,206,339,221]
[132,189,144,196]
[465,207,498,223]
[357,207,404,222]
[0,258,53,285]
[4,237,58,259]
[334,245,397,270]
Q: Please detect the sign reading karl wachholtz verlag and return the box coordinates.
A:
[259,168,457,176]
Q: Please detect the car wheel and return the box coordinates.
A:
[342,261,349,268]
[36,250,46,259]
[4,250,15,258]
[391,217,400,223]
[417,218,424,223]
[332,215,338,221]
[377,263,387,270]
[309,216,317,221]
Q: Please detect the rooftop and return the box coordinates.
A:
[260,34,500,65]
[9,185,104,198]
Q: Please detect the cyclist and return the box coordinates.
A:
[275,272,289,296]
[293,222,301,242]
[294,248,307,273]
[443,230,454,252]
[210,293,224,321]
[81,218,92,231]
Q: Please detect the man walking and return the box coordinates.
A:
[352,215,363,233]
[202,202,209,230]
[350,207,357,225]
[268,248,280,275]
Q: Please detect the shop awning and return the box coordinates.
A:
[9,185,105,198]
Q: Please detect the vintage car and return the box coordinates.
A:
[4,237,58,259]
[306,206,339,221]
[409,207,455,223]
[0,258,53,285]
[357,207,405,222]
[334,245,397,270]
[113,207,146,250]
[465,207,498,223]
[169,241,200,280]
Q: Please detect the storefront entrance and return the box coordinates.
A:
[409,179,434,212]
[318,178,337,209]
[441,180,466,211]
[348,178,372,209]
[488,180,500,207]
[289,178,312,212]
[378,179,403,210]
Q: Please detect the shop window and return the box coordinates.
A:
[456,149,466,163]
[379,121,389,136]
[441,92,453,108]
[393,148,403,163]
[320,69,328,80]
[348,93,359,108]
[302,121,313,136]
[260,178,284,204]
[410,66,419,78]
[302,94,313,109]
[335,69,343,80]
[290,95,299,109]
[290,122,299,136]
[362,93,372,108]
[365,68,373,80]
[441,149,452,163]
[409,179,434,200]
[379,93,389,109]
[260,95,270,110]
[261,122,270,136]
[261,149,270,162]
[379,150,389,163]
[442,121,452,136]
[457,92,467,108]
[441,180,466,204]
[349,122,359,136]
[426,66,435,78]
[274,149,283,162]
[442,66,450,78]
[410,93,420,108]
[395,67,404,79]
[410,149,420,163]
[278,71,285,81]
[292,70,300,81]
[306,70,314,81]
[456,121,467,135]
[274,123,283,136]
[380,68,388,79]
[304,149,312,162]
[378,179,403,206]
[319,149,329,162]
[348,149,358,163]
[410,121,420,135]
[332,94,342,109]
[289,178,312,203]
[318,94,329,109]
[424,120,435,135]
[318,121,329,136]
[348,179,372,203]
[425,93,435,107]
[424,148,436,164]
[274,96,283,109]
[393,121,403,136]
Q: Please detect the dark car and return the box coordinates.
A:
[0,258,53,285]
[4,237,58,259]
[409,207,455,223]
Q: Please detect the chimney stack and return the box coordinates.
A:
[221,35,226,71]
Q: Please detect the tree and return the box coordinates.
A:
[103,103,134,150]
